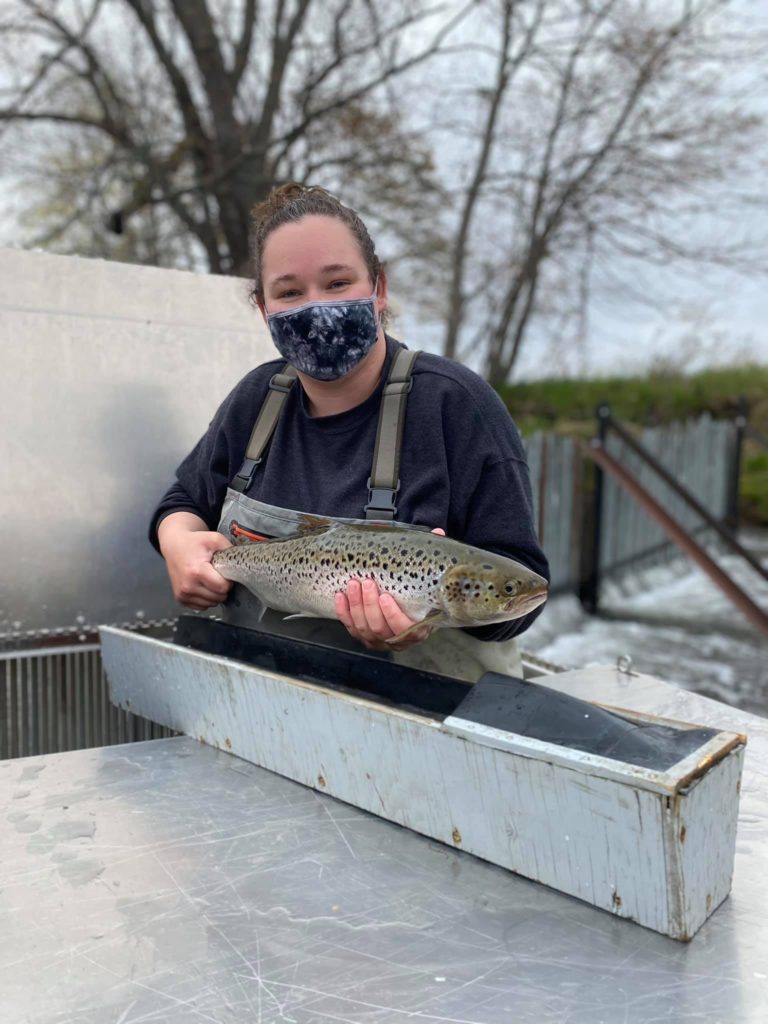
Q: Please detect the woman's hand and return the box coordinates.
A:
[334,528,445,652]
[158,511,233,610]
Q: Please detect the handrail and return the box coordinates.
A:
[598,406,768,584]
[585,441,768,636]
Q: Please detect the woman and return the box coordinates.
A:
[150,183,548,680]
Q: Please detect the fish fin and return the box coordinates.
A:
[294,515,431,537]
[295,513,337,535]
[344,520,432,534]
[282,612,324,621]
[385,608,447,645]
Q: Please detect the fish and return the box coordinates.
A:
[211,517,548,644]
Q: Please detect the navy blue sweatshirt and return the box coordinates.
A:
[149,336,549,641]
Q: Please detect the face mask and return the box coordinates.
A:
[265,283,380,381]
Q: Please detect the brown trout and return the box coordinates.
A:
[212,518,547,643]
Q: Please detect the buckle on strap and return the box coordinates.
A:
[365,477,399,519]
[383,379,413,397]
[231,456,262,493]
[269,372,295,393]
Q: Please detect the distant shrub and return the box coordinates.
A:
[498,364,768,527]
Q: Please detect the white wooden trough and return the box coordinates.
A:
[100,619,746,942]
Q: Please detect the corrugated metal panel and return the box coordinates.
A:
[525,433,582,594]
[600,416,734,579]
[0,643,173,760]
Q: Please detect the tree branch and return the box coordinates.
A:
[122,0,209,151]
[168,0,237,129]
[231,0,258,90]
[443,0,545,361]
[269,0,474,162]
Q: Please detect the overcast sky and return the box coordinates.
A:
[1,0,766,382]
[393,0,768,380]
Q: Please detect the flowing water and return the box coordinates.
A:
[524,530,768,717]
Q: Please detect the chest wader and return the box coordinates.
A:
[216,349,522,682]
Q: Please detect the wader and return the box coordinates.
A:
[217,349,522,682]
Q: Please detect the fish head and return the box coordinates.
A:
[439,561,548,625]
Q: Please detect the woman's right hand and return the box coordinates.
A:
[157,512,233,609]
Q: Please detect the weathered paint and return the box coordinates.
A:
[100,627,746,940]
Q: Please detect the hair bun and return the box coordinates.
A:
[251,182,339,229]
[248,181,384,310]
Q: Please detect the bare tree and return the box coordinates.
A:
[439,0,768,386]
[0,0,468,274]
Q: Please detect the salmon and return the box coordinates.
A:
[212,517,547,643]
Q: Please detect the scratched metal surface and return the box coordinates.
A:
[1,698,767,1024]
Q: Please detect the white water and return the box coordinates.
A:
[523,530,768,717]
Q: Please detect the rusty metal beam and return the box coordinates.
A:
[586,442,768,636]
[604,414,768,584]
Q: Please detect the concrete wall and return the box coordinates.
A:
[0,248,277,641]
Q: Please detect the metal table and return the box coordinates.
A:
[2,669,767,1024]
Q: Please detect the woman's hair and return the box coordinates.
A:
[248,183,383,307]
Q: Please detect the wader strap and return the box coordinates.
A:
[366,347,419,520]
[230,363,298,493]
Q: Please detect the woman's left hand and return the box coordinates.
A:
[334,528,445,652]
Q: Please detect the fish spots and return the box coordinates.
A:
[216,522,538,629]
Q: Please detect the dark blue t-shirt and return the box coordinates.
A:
[149,336,549,641]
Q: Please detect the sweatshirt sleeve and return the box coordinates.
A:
[459,456,549,642]
[147,371,264,552]
[439,376,550,642]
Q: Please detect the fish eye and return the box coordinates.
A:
[504,582,516,595]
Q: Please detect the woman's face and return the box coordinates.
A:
[260,215,386,319]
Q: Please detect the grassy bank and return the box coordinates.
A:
[498,364,768,526]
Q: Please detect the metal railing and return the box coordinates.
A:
[1,639,174,760]
[582,405,768,635]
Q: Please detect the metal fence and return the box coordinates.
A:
[525,433,582,594]
[599,414,735,579]
[0,642,174,760]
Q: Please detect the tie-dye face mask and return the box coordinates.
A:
[265,283,380,381]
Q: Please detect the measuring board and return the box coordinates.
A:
[100,617,746,940]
